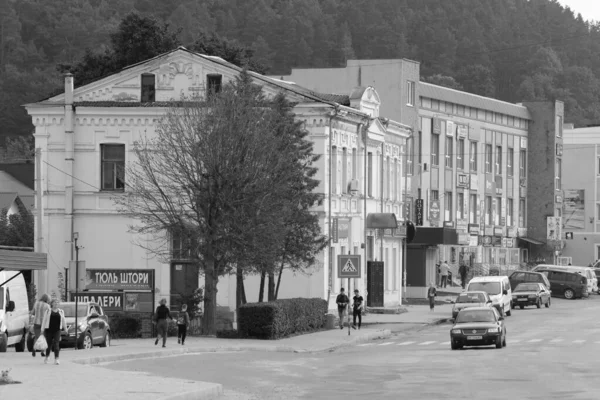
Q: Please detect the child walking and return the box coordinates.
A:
[177,304,190,345]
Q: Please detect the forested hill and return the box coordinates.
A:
[2,0,600,138]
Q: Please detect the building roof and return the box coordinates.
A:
[0,171,34,195]
[0,192,17,210]
[0,164,34,190]
[420,82,531,120]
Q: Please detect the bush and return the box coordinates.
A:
[109,315,142,339]
[216,329,240,339]
[237,298,327,340]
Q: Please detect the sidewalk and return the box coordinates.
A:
[0,305,448,400]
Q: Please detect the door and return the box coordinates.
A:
[548,271,565,294]
[170,263,200,308]
[367,261,384,307]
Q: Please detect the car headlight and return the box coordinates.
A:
[487,327,500,333]
[451,329,461,334]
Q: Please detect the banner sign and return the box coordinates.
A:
[332,218,338,243]
[415,199,424,226]
[85,269,154,291]
[429,200,440,222]
[70,292,123,311]
[338,219,349,239]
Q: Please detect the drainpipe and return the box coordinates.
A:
[380,142,384,266]
[327,106,339,307]
[64,73,75,292]
[361,117,372,304]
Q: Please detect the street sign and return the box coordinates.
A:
[338,255,361,278]
[565,232,573,240]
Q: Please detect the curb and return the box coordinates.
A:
[360,318,450,326]
[296,329,393,353]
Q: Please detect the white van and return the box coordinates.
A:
[533,265,597,294]
[466,276,512,316]
[0,271,30,352]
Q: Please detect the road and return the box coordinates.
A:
[106,296,600,400]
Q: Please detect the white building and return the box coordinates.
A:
[25,48,410,316]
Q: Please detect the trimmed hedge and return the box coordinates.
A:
[109,314,142,339]
[237,298,327,340]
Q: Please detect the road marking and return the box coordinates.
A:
[527,339,543,343]
[550,338,563,343]
[439,341,450,345]
[418,341,436,345]
[379,342,394,346]
[573,340,586,344]
[357,343,374,347]
[397,341,415,346]
[510,339,522,344]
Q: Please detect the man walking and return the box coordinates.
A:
[352,289,364,330]
[440,261,450,288]
[459,263,469,289]
[336,288,349,330]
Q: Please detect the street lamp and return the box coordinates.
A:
[73,232,80,350]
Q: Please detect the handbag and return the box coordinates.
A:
[34,335,48,351]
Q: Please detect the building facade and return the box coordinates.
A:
[25,48,410,315]
[278,60,564,297]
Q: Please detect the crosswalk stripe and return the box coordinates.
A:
[357,343,374,347]
[419,341,436,345]
[439,341,450,345]
[397,341,415,346]
[379,342,394,346]
[573,340,586,344]
[527,339,543,343]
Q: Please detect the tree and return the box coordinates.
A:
[4,135,34,162]
[422,74,464,91]
[114,70,317,335]
[456,65,496,97]
[190,32,268,74]
[0,200,34,247]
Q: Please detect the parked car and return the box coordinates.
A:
[508,270,551,291]
[449,307,506,350]
[465,276,512,316]
[451,291,493,319]
[0,270,29,352]
[533,264,597,294]
[534,268,588,299]
[511,283,551,309]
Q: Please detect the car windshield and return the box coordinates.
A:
[456,293,485,303]
[456,310,496,323]
[61,304,89,317]
[468,282,501,295]
[514,284,538,292]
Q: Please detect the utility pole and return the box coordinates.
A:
[73,232,80,350]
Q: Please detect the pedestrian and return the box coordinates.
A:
[177,304,190,345]
[459,263,468,289]
[427,282,437,311]
[440,261,450,288]
[336,288,349,330]
[154,298,175,347]
[352,289,364,330]
[30,293,51,357]
[40,299,67,365]
[436,262,441,287]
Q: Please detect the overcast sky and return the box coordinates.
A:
[559,0,600,22]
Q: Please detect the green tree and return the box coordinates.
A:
[0,200,34,248]
[456,65,496,97]
[422,74,464,91]
[190,32,268,74]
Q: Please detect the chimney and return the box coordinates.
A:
[65,73,74,105]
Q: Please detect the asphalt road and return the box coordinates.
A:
[107,296,600,400]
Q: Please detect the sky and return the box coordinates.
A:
[559,0,600,22]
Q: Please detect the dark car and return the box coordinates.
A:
[451,291,493,319]
[511,283,551,309]
[508,270,551,291]
[450,307,506,350]
[534,269,588,299]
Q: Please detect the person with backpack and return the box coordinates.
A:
[177,304,190,345]
[154,299,175,347]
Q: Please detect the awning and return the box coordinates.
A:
[366,213,398,229]
[409,227,458,246]
[518,237,544,245]
[0,249,47,271]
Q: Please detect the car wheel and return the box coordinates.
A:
[564,289,575,299]
[495,336,503,349]
[536,299,541,309]
[0,332,7,352]
[100,331,110,348]
[545,298,551,308]
[519,305,524,309]
[78,332,93,350]
[14,331,26,352]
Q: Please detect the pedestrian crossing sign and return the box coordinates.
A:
[338,255,361,278]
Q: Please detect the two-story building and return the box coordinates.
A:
[25,47,411,315]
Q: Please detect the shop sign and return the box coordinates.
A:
[70,292,123,311]
[468,235,479,247]
[332,218,338,243]
[85,269,154,291]
[506,238,515,248]
[433,118,442,134]
[494,227,504,237]
[482,236,493,246]
[446,121,455,137]
[443,220,455,228]
[501,238,508,248]
[415,199,424,226]
[468,224,480,234]
[457,125,468,138]
[429,200,440,222]
[517,227,527,237]
[484,226,494,236]
[456,220,468,231]
[338,218,349,239]
[458,233,470,245]
[457,174,469,188]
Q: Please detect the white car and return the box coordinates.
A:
[0,271,29,352]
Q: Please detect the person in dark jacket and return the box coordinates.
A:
[427,282,437,311]
[177,304,191,345]
[336,288,350,330]
[459,263,469,289]
[154,299,174,347]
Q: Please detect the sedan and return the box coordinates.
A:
[450,307,506,350]
[451,291,493,319]
[511,283,551,309]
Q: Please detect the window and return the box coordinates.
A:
[457,139,465,170]
[557,115,563,137]
[495,145,502,174]
[470,141,478,172]
[207,74,222,95]
[342,148,348,194]
[507,148,514,176]
[507,198,514,226]
[457,192,465,220]
[407,80,415,106]
[485,144,492,173]
[596,203,600,221]
[486,196,492,225]
[172,230,194,260]
[495,197,502,225]
[406,137,414,175]
[352,148,357,179]
[331,146,337,194]
[431,134,440,166]
[445,192,453,221]
[101,144,125,190]
[445,137,453,168]
[555,158,562,190]
[519,198,526,227]
[470,194,478,224]
[141,73,155,102]
[367,152,373,197]
[520,150,527,178]
[431,190,439,200]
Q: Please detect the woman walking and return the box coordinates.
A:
[427,282,437,312]
[40,299,67,365]
[177,304,190,345]
[31,293,50,357]
[154,299,174,348]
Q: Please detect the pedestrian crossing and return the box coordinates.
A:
[357,337,600,348]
